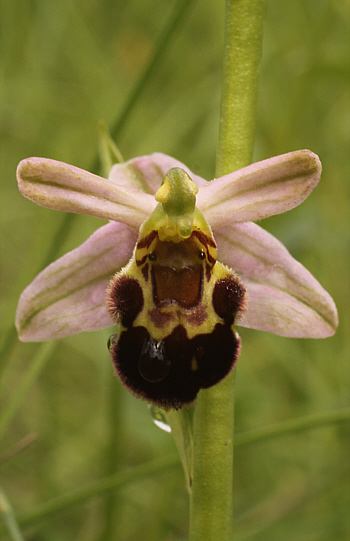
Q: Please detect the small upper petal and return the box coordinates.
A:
[17,158,156,230]
[108,152,207,194]
[216,222,338,338]
[197,150,321,228]
[16,221,137,341]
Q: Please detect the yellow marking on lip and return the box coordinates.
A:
[191,357,199,372]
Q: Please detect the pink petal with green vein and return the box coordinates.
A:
[17,158,156,230]
[16,222,137,341]
[197,151,321,229]
[109,153,207,194]
[216,222,338,338]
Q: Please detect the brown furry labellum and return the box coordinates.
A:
[107,167,246,409]
[107,229,246,410]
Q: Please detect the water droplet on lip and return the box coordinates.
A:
[107,333,119,351]
[148,404,171,433]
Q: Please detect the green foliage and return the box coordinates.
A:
[0,0,349,539]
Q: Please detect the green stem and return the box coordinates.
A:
[189,371,236,540]
[0,488,25,541]
[189,1,266,540]
[216,0,266,176]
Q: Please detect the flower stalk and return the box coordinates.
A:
[189,1,266,539]
[216,0,267,176]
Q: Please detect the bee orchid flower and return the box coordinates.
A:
[15,151,338,408]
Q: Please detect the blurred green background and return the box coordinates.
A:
[1,0,349,540]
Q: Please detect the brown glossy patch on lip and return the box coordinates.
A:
[110,322,240,409]
[152,266,203,308]
[149,307,175,328]
[107,276,144,327]
[138,337,170,383]
[153,236,203,268]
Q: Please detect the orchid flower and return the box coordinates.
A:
[15,151,338,407]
